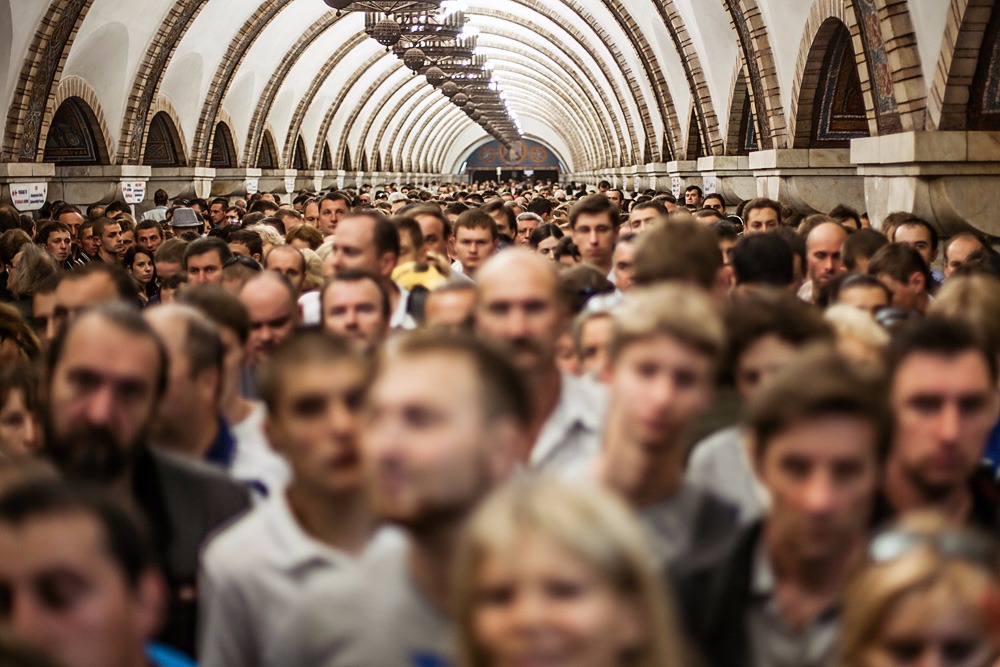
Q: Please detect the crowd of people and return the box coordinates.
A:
[0,177,998,667]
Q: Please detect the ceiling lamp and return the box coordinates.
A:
[425,66,446,86]
[440,81,460,98]
[365,13,403,47]
[402,47,426,71]
[324,0,441,14]
[452,92,469,107]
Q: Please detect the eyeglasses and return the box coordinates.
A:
[223,255,262,271]
[869,529,999,568]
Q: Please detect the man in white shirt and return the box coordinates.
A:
[198,332,383,667]
[273,332,528,666]
[475,249,607,475]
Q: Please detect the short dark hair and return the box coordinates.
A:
[154,237,189,265]
[526,197,553,217]
[91,217,121,241]
[894,217,939,252]
[33,221,71,246]
[57,261,138,303]
[178,284,252,346]
[742,197,782,223]
[829,204,862,230]
[257,330,367,414]
[631,200,668,218]
[632,220,721,290]
[528,223,564,249]
[391,330,531,428]
[747,345,892,462]
[454,209,499,241]
[843,228,889,271]
[135,219,165,238]
[868,243,931,287]
[0,480,156,589]
[569,194,618,229]
[321,191,353,210]
[832,273,892,304]
[154,189,169,206]
[704,193,725,208]
[229,229,264,258]
[685,185,703,197]
[183,237,233,271]
[322,269,391,322]
[888,316,998,385]
[393,216,424,253]
[731,233,794,286]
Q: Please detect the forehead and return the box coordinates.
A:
[242,283,295,319]
[574,212,614,228]
[896,224,931,242]
[372,352,478,406]
[0,512,110,576]
[841,284,887,300]
[277,358,366,402]
[188,250,222,265]
[807,224,846,249]
[613,241,635,260]
[414,214,443,234]
[746,207,778,222]
[322,198,349,211]
[478,261,556,302]
[137,227,160,237]
[325,279,382,305]
[765,415,878,462]
[58,318,161,380]
[102,223,121,234]
[630,208,657,222]
[266,249,303,269]
[55,273,118,306]
[337,218,376,244]
[616,332,713,369]
[456,226,492,240]
[892,350,992,395]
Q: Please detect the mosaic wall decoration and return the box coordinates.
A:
[256,133,277,170]
[322,143,333,171]
[43,97,102,165]
[143,112,182,167]
[969,3,1000,130]
[466,138,562,169]
[853,0,902,133]
[210,123,235,169]
[812,23,869,146]
[738,93,759,155]
[293,137,309,170]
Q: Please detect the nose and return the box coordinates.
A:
[10,591,47,643]
[329,400,357,439]
[22,417,37,449]
[512,590,547,631]
[803,471,834,515]
[84,385,116,427]
[588,229,600,246]
[936,402,962,444]
[649,375,676,411]
[503,308,529,339]
[344,308,359,330]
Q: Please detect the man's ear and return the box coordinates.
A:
[134,569,167,639]
[908,271,925,293]
[379,252,398,280]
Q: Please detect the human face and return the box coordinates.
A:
[945,236,986,278]
[628,207,659,233]
[863,587,996,667]
[734,334,798,401]
[476,260,564,373]
[744,207,780,234]
[756,415,879,562]
[46,317,162,478]
[318,198,350,236]
[265,249,306,293]
[330,216,384,276]
[895,224,937,267]
[129,252,154,286]
[186,250,224,285]
[577,315,614,380]
[685,189,703,207]
[516,218,538,247]
[572,213,617,271]
[612,241,635,292]
[536,236,560,261]
[608,334,715,448]
[209,202,227,226]
[59,212,84,245]
[806,223,847,288]
[704,197,725,213]
[99,223,123,257]
[52,274,122,330]
[0,513,161,667]
[322,280,389,354]
[424,289,476,331]
[0,389,38,458]
[890,351,998,497]
[472,533,645,667]
[46,231,72,262]
[398,229,424,265]
[32,291,58,347]
[267,359,368,495]
[225,209,241,225]
[415,214,448,258]
[136,228,163,254]
[607,190,624,208]
[362,353,503,526]
[837,285,889,317]
[488,210,514,238]
[80,226,100,257]
[119,230,134,255]
[454,227,498,275]
[241,282,299,363]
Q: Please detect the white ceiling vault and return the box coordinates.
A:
[0,0,976,176]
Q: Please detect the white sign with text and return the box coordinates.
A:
[9,183,47,212]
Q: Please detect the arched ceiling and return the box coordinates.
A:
[0,0,970,176]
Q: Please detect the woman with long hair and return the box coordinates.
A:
[122,245,159,304]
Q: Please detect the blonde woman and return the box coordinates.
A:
[453,479,690,667]
[840,512,1000,667]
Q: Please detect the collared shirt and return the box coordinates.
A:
[143,205,169,222]
[299,291,321,327]
[747,540,839,667]
[797,280,815,303]
[391,287,417,330]
[530,373,608,477]
[199,491,398,667]
[229,402,290,500]
[687,425,770,525]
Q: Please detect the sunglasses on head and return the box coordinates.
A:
[869,529,999,568]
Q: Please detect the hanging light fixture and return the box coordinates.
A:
[324,0,441,14]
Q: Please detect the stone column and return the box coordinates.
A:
[851,131,1000,236]
[212,168,263,198]
[643,163,671,193]
[295,170,325,193]
[696,156,756,210]
[258,169,297,196]
[143,167,215,214]
[749,148,864,215]
[48,165,152,209]
[667,161,702,200]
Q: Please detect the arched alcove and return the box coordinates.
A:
[797,19,869,147]
[143,111,185,167]
[685,110,704,159]
[42,97,109,166]
[256,130,278,170]
[210,121,237,169]
[726,70,759,156]
[292,135,309,170]
[968,3,1000,130]
[321,142,333,171]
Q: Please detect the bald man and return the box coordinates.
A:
[238,272,301,399]
[799,221,848,303]
[474,249,607,476]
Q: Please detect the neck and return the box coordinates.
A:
[99,248,118,264]
[524,365,562,457]
[884,456,972,521]
[407,519,464,614]
[765,522,863,593]
[222,391,256,426]
[156,410,219,459]
[600,420,686,507]
[285,485,374,555]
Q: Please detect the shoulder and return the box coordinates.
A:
[201,501,274,578]
[151,448,251,511]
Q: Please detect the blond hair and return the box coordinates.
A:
[928,274,1000,358]
[453,479,689,667]
[839,512,1000,667]
[610,284,724,367]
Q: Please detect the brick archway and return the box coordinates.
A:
[928,0,995,130]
